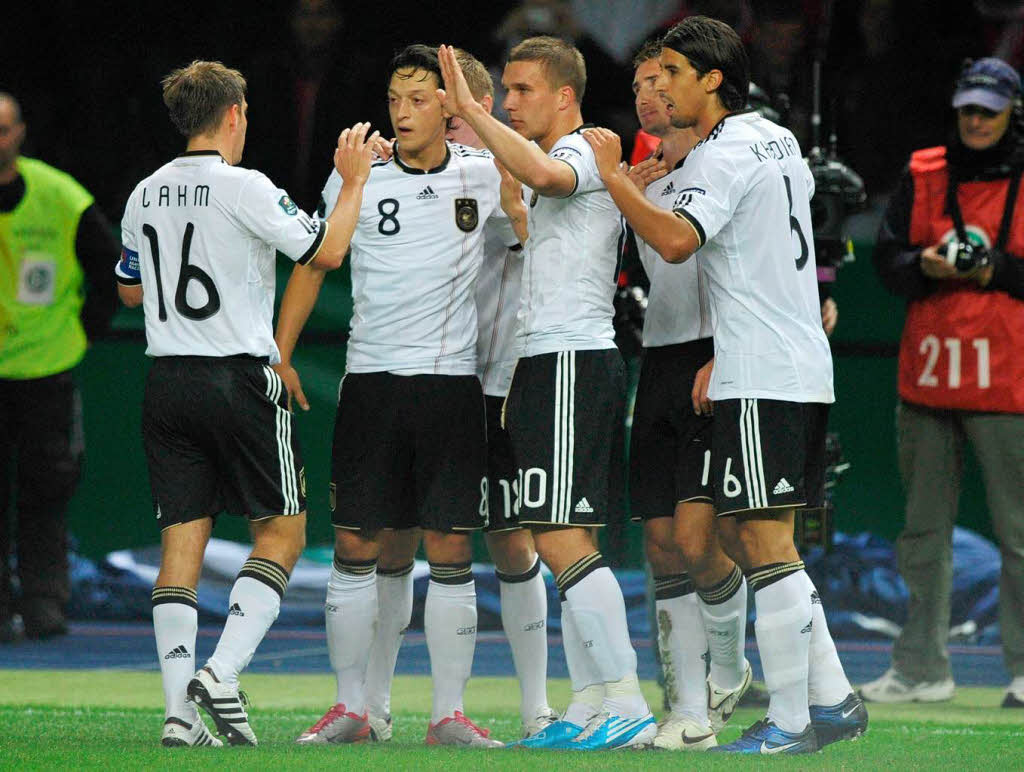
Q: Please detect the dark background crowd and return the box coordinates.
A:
[6,0,1023,220]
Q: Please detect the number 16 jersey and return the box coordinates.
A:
[672,112,834,404]
[117,151,325,363]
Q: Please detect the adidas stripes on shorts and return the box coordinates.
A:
[502,348,626,527]
[711,398,829,517]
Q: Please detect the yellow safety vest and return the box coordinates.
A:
[0,157,93,379]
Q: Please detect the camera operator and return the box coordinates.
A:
[867,58,1024,709]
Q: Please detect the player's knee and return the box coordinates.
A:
[486,530,536,574]
[422,530,471,564]
[333,528,379,563]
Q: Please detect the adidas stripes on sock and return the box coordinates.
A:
[325,556,378,715]
[152,586,198,720]
[654,573,710,725]
[206,557,289,688]
[425,562,477,723]
[365,562,414,719]
[697,565,749,691]
[497,557,549,724]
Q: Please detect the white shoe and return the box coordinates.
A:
[295,703,372,744]
[160,714,223,747]
[652,713,717,751]
[860,668,955,704]
[521,705,559,738]
[187,666,257,745]
[707,660,752,733]
[368,712,394,741]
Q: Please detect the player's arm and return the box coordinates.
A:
[274,263,327,411]
[115,196,144,307]
[584,127,699,263]
[437,45,575,197]
[496,158,529,244]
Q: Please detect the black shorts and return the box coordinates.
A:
[330,372,486,533]
[629,339,715,521]
[483,394,522,533]
[142,356,305,530]
[711,398,829,517]
[503,348,626,527]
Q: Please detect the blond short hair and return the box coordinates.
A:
[508,36,586,103]
[161,60,247,138]
[453,48,494,101]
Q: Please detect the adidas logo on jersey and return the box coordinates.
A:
[164,645,191,660]
[416,185,439,200]
[574,497,594,514]
[661,180,676,196]
[229,603,245,617]
[773,478,795,495]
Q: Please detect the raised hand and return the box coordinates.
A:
[333,122,381,185]
[436,44,477,119]
[582,127,624,181]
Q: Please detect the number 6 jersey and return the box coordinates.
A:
[116,150,325,362]
[672,111,834,404]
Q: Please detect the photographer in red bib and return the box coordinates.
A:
[868,58,1024,709]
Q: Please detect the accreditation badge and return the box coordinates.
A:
[17,253,57,306]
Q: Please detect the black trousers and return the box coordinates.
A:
[0,371,83,619]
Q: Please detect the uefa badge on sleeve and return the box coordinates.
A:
[278,195,299,216]
[455,198,479,232]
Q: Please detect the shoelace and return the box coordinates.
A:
[305,703,348,734]
[573,711,610,741]
[452,711,491,738]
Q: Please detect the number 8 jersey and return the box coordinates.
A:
[116,151,325,362]
[671,111,834,404]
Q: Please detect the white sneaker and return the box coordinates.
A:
[521,705,559,738]
[295,704,372,744]
[368,712,394,741]
[860,668,955,703]
[652,713,717,751]
[707,660,752,733]
[160,715,223,747]
[187,666,257,746]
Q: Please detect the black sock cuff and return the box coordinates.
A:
[239,557,291,599]
[653,572,695,600]
[746,560,804,594]
[333,554,377,576]
[496,556,541,584]
[429,561,473,585]
[152,586,198,610]
[555,552,606,600]
[697,564,744,605]
[378,561,415,578]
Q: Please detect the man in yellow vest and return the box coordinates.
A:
[0,92,118,640]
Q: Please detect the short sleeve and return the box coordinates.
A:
[319,169,344,219]
[671,146,746,248]
[803,157,816,200]
[549,134,604,197]
[115,186,142,285]
[235,171,326,265]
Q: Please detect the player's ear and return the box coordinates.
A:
[703,69,724,96]
[558,85,574,111]
[481,94,494,115]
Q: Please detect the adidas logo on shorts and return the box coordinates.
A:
[772,477,795,495]
[661,180,676,196]
[229,603,245,617]
[800,620,813,634]
[416,185,439,200]
[164,645,191,660]
[574,497,594,514]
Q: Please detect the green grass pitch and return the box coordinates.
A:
[1,671,1022,769]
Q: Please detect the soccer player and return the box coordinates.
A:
[624,40,751,751]
[360,48,556,743]
[437,39,657,750]
[276,44,516,748]
[115,60,357,747]
[582,16,867,754]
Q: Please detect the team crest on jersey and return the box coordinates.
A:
[278,195,298,216]
[455,198,479,232]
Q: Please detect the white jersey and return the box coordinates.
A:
[116,151,324,362]
[636,162,713,347]
[320,143,514,376]
[672,112,833,403]
[475,215,524,397]
[519,128,621,357]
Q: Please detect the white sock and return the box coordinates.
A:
[206,558,289,687]
[325,559,378,714]
[654,575,710,725]
[425,566,477,723]
[801,573,853,706]
[152,587,199,720]
[750,566,811,733]
[498,558,549,723]
[560,558,648,718]
[560,599,604,726]
[365,562,414,718]
[697,565,749,690]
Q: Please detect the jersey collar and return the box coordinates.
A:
[393,144,451,175]
[568,123,596,135]
[177,150,227,163]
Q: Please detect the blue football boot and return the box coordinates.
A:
[709,718,818,754]
[509,719,585,749]
[810,692,868,747]
[567,711,657,750]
